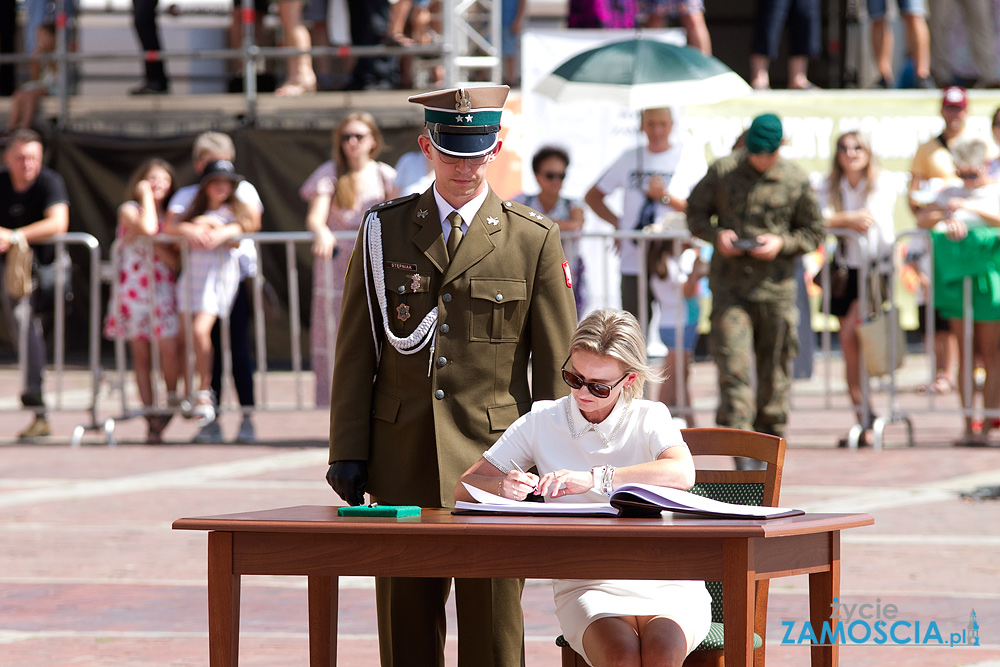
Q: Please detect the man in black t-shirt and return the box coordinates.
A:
[0,130,69,439]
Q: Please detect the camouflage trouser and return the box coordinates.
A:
[709,297,799,438]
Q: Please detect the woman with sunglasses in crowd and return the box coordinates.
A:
[515,146,586,314]
[455,308,710,667]
[818,131,897,447]
[917,136,1000,446]
[301,112,398,407]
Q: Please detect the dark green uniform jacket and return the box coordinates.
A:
[328,186,577,507]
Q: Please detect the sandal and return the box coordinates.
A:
[191,390,216,427]
[917,373,955,394]
[275,78,317,97]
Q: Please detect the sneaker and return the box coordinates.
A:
[235,415,256,444]
[193,420,223,444]
[18,416,51,439]
[915,75,936,89]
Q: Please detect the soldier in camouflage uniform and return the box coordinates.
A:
[686,114,824,465]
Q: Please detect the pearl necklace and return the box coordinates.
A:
[565,397,628,447]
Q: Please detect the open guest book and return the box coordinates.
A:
[455,482,804,519]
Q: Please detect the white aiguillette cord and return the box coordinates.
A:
[363,211,439,373]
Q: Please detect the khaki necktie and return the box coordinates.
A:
[446,211,464,261]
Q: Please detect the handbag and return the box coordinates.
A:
[856,269,905,377]
[828,241,849,300]
[4,235,33,300]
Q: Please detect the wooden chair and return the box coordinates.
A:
[556,427,787,667]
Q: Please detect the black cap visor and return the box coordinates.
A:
[426,122,500,159]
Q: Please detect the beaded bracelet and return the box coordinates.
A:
[601,466,616,496]
[590,465,616,496]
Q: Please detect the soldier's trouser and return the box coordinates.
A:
[709,297,798,438]
[375,576,525,667]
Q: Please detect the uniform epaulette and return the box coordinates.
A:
[501,199,553,228]
[370,192,420,212]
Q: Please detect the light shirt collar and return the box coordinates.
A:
[432,185,489,240]
[567,392,630,448]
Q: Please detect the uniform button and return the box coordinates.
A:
[436,356,447,367]
[442,293,452,303]
[744,266,753,275]
[495,293,503,302]
[434,389,445,400]
[440,324,450,334]
[505,201,512,207]
[397,285,406,293]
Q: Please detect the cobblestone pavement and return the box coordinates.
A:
[1,354,999,666]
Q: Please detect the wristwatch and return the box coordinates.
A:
[660,194,671,206]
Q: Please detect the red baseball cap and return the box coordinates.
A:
[942,86,968,110]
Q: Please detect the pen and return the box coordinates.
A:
[509,460,538,494]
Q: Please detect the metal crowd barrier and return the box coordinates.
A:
[42,223,989,449]
[815,228,913,450]
[895,227,997,435]
[0,0,500,128]
[575,224,919,449]
[0,234,102,433]
[89,230,351,446]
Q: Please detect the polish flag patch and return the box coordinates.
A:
[562,261,573,288]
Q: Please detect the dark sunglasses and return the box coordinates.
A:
[836,144,865,154]
[341,132,371,142]
[958,170,980,180]
[541,171,566,181]
[561,356,628,398]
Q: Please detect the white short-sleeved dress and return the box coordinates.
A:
[483,395,712,666]
[175,207,241,317]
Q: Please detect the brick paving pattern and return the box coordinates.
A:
[1,354,999,666]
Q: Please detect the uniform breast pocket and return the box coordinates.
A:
[385,267,433,337]
[469,278,527,342]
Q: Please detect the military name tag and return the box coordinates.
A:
[396,303,411,322]
[387,261,418,271]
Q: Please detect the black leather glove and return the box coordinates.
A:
[326,460,368,506]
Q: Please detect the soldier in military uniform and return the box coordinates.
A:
[326,86,577,667]
[686,113,824,467]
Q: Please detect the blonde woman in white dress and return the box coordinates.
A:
[455,308,711,667]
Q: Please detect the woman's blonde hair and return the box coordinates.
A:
[332,112,385,210]
[826,131,879,213]
[569,308,658,403]
[950,135,989,171]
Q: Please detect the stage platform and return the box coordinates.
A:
[0,89,429,135]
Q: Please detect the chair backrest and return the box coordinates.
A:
[681,428,786,645]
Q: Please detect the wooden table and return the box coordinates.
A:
[173,507,873,667]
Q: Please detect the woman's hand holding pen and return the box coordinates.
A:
[501,469,539,500]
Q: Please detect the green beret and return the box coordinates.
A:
[745,113,783,154]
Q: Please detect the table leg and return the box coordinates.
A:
[308,575,338,666]
[208,531,241,667]
[722,538,754,667]
[809,531,841,667]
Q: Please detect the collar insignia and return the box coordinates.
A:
[417,209,429,218]
[487,216,499,226]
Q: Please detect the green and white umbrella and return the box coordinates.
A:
[534,38,751,109]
